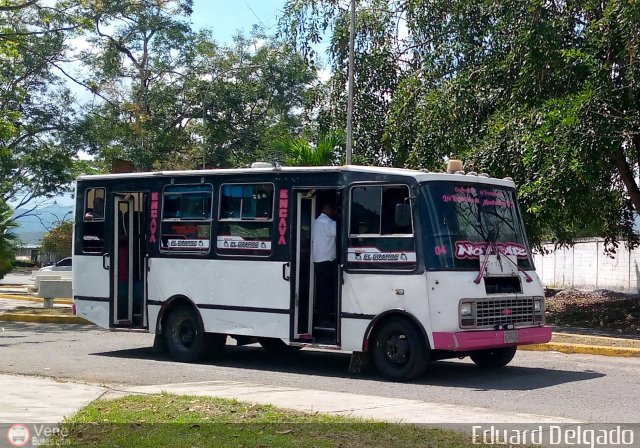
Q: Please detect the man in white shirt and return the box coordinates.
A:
[312,198,337,328]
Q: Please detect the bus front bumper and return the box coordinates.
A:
[432,326,552,351]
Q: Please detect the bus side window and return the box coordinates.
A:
[216,183,274,256]
[347,185,416,270]
[160,184,213,254]
[82,188,106,253]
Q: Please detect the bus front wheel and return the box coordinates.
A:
[469,347,517,368]
[164,305,225,362]
[371,317,429,381]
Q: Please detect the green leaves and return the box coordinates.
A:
[282,0,640,249]
[0,199,17,279]
[41,220,72,259]
[272,131,344,166]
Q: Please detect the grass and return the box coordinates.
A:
[46,394,489,448]
[2,305,72,315]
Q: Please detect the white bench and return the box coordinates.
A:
[37,280,73,308]
[28,272,73,293]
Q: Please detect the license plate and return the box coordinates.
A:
[504,330,518,344]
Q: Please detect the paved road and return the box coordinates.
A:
[0,272,33,286]
[1,322,639,423]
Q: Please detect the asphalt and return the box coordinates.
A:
[1,274,640,437]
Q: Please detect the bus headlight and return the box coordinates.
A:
[460,302,473,316]
[534,298,543,313]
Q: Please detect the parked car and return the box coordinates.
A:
[40,257,72,271]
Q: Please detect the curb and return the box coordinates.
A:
[0,313,90,325]
[0,294,73,305]
[520,342,640,358]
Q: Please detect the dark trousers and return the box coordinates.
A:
[315,261,337,321]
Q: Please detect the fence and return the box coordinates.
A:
[533,238,640,292]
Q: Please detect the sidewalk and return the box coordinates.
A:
[0,374,105,423]
[125,379,579,424]
[0,374,576,427]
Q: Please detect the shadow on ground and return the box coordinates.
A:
[91,343,605,391]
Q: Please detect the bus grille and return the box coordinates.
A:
[474,297,535,328]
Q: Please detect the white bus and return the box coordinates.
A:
[73,164,551,381]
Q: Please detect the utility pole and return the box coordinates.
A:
[202,95,207,170]
[346,0,356,165]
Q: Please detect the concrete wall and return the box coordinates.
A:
[533,238,640,292]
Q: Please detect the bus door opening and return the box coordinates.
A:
[293,189,340,345]
[112,192,147,328]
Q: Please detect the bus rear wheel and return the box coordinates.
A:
[371,317,429,381]
[164,305,225,362]
[258,338,302,354]
[470,347,517,368]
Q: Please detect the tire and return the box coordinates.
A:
[164,305,225,362]
[371,317,429,381]
[258,337,302,354]
[470,346,517,368]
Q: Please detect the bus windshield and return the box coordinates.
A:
[420,182,533,270]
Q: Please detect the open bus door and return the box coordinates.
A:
[111,192,148,329]
[292,188,341,345]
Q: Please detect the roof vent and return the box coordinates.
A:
[503,176,514,182]
[454,170,465,175]
[466,171,478,176]
[478,173,490,178]
[447,159,463,174]
[250,162,274,169]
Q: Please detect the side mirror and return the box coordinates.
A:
[395,203,411,228]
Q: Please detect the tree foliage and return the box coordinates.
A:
[0,199,17,279]
[271,131,344,166]
[0,1,85,213]
[281,0,640,248]
[41,220,72,259]
[70,0,322,171]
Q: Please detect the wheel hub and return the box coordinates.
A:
[177,320,196,348]
[385,334,410,364]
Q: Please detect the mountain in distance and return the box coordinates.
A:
[12,203,74,246]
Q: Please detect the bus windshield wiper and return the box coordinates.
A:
[473,239,533,284]
[474,239,497,284]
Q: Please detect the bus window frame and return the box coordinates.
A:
[346,183,419,273]
[81,187,107,255]
[216,182,276,258]
[159,183,214,256]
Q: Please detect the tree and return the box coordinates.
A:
[41,220,72,259]
[0,199,17,279]
[199,33,323,168]
[281,0,412,166]
[71,0,197,170]
[0,1,84,216]
[269,131,344,166]
[73,0,322,171]
[282,0,640,249]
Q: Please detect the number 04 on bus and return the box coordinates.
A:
[73,161,551,381]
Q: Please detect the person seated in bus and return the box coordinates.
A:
[85,196,105,220]
[311,196,338,328]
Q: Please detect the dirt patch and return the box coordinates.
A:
[546,289,640,335]
[1,306,72,316]
[552,333,640,349]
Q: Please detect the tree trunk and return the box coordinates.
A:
[610,148,640,214]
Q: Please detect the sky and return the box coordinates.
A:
[15,0,324,218]
[190,0,287,42]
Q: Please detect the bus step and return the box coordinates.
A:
[313,326,336,332]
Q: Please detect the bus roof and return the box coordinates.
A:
[76,165,517,188]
